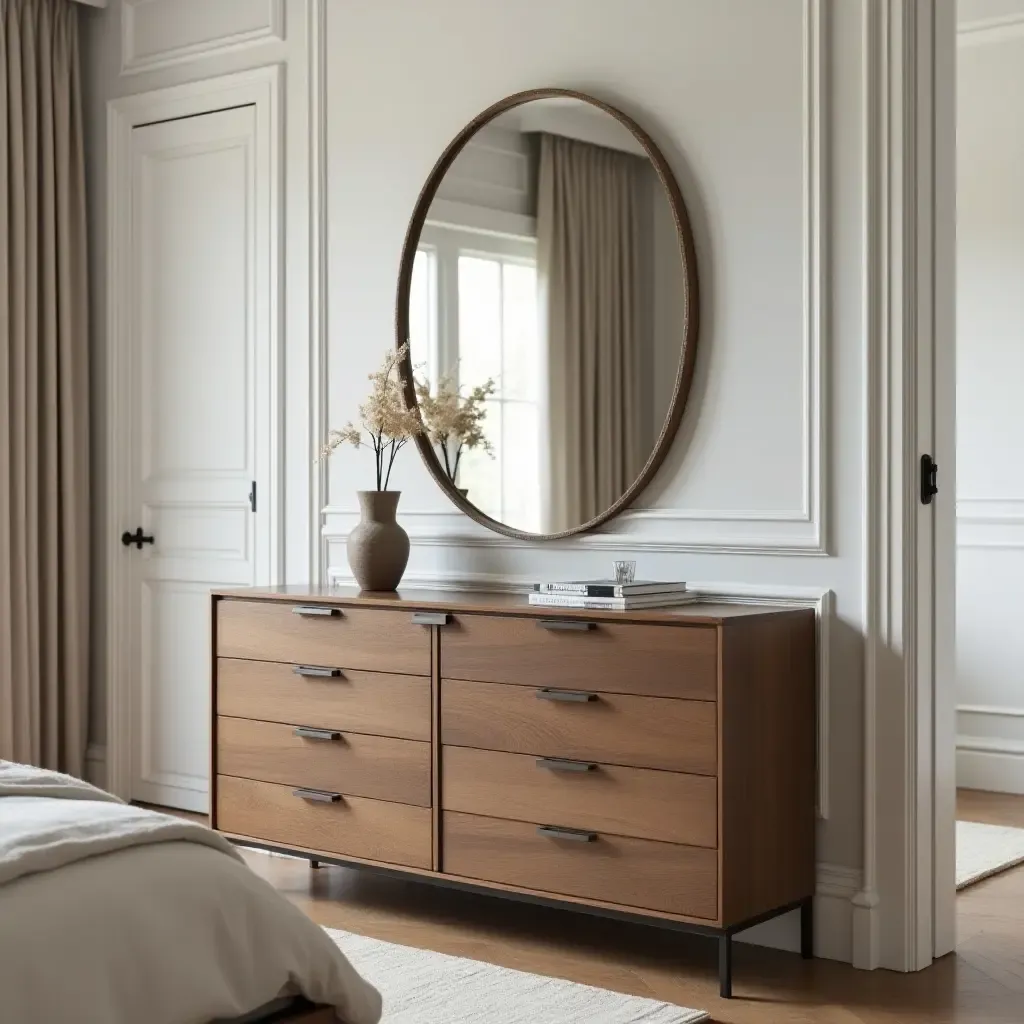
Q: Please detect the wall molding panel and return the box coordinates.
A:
[324,0,828,558]
[323,505,823,557]
[958,11,1024,46]
[310,0,329,584]
[958,703,1024,719]
[121,0,284,75]
[957,499,1024,549]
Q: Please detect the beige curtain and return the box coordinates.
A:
[537,132,643,534]
[0,0,89,775]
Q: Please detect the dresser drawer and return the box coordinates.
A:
[441,614,717,700]
[217,599,430,675]
[442,678,716,775]
[217,717,430,807]
[216,775,431,869]
[442,746,716,847]
[216,658,430,741]
[443,811,718,920]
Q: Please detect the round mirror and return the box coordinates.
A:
[397,89,699,540]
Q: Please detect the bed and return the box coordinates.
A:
[0,761,382,1024]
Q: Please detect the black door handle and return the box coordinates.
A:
[121,528,154,550]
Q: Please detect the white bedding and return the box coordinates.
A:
[0,762,382,1024]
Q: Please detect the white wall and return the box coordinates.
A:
[76,0,919,966]
[955,0,1024,793]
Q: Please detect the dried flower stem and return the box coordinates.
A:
[415,372,496,485]
[317,344,423,491]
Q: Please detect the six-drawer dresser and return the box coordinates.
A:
[210,586,817,997]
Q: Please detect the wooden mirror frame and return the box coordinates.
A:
[395,88,700,541]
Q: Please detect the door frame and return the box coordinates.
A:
[858,0,957,972]
[104,67,282,801]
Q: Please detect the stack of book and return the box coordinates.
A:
[529,579,696,610]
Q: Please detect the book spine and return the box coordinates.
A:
[533,582,591,594]
[528,594,626,610]
[583,584,618,598]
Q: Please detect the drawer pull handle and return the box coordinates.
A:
[293,665,341,678]
[537,824,597,843]
[292,787,341,803]
[292,605,341,617]
[538,619,596,632]
[411,611,450,626]
[294,726,342,742]
[537,757,597,773]
[536,688,597,703]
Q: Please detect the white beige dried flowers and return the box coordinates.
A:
[414,372,496,485]
[318,344,423,490]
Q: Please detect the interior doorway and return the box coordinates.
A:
[951,0,1024,929]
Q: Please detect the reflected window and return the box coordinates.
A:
[411,226,541,532]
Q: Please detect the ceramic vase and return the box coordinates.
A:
[346,490,410,591]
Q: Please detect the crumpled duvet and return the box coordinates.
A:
[0,761,382,1024]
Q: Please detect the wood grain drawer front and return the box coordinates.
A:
[442,678,716,775]
[216,658,430,741]
[442,746,717,848]
[216,775,431,869]
[217,599,430,675]
[441,615,717,700]
[217,717,430,807]
[443,811,718,920]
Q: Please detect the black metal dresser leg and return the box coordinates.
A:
[718,933,733,998]
[800,897,814,959]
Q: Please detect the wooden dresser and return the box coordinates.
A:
[210,586,816,997]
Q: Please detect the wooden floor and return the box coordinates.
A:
[182,793,1024,1023]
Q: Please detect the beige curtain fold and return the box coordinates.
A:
[0,0,90,775]
[537,132,643,534]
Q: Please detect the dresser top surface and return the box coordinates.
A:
[212,585,812,625]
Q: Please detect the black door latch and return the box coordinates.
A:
[920,454,939,505]
[121,527,155,549]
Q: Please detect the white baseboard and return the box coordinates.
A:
[957,736,1024,794]
[85,742,107,790]
[736,863,860,963]
[132,771,209,814]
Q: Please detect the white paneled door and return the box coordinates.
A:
[125,105,274,811]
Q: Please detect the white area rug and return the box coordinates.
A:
[326,927,708,1023]
[956,819,1024,889]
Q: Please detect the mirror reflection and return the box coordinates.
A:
[408,97,689,535]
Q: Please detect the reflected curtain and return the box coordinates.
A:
[537,132,643,534]
[0,0,90,774]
